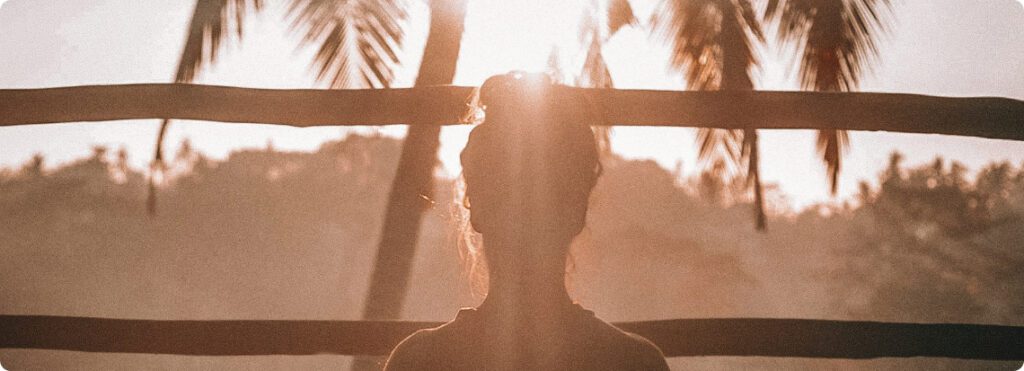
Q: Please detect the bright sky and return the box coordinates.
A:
[1,0,1023,209]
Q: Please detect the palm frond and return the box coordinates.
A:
[654,0,767,230]
[766,0,892,193]
[547,47,566,84]
[578,41,615,155]
[653,0,763,90]
[288,0,408,89]
[696,127,742,166]
[817,128,849,194]
[579,38,613,88]
[152,0,264,215]
[578,0,637,156]
[608,0,637,35]
[176,0,265,83]
[652,0,762,163]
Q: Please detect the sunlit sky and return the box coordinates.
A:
[1,0,1023,209]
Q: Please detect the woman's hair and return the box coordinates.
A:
[455,73,602,296]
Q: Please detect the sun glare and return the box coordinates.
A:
[437,0,598,179]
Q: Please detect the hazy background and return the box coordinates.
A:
[1,0,1024,370]
[0,135,1022,369]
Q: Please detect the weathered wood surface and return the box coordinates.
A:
[0,84,476,127]
[2,84,1022,141]
[1,315,1021,359]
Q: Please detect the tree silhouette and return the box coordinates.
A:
[655,0,892,230]
[654,0,769,230]
[152,6,467,368]
[151,0,407,214]
[837,153,1024,330]
[766,0,893,194]
[575,0,637,153]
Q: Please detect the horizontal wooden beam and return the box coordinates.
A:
[1,84,1022,141]
[1,315,1021,359]
[0,84,476,128]
[589,89,1024,141]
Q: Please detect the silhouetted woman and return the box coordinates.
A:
[384,73,669,370]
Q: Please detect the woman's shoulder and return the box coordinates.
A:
[599,326,671,370]
[382,327,440,370]
[383,309,476,371]
[576,311,670,370]
[385,306,670,370]
[620,330,671,370]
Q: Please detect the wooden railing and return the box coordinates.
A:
[2,83,1023,360]
[2,84,1022,141]
[1,315,1022,359]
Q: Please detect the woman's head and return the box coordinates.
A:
[460,73,601,245]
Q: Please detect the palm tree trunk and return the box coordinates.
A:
[352,1,467,369]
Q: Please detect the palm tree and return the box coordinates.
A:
[153,6,466,371]
[765,0,892,194]
[150,0,408,213]
[354,3,466,370]
[149,0,264,214]
[576,0,638,153]
[653,0,768,230]
[654,0,891,230]
[578,0,636,89]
